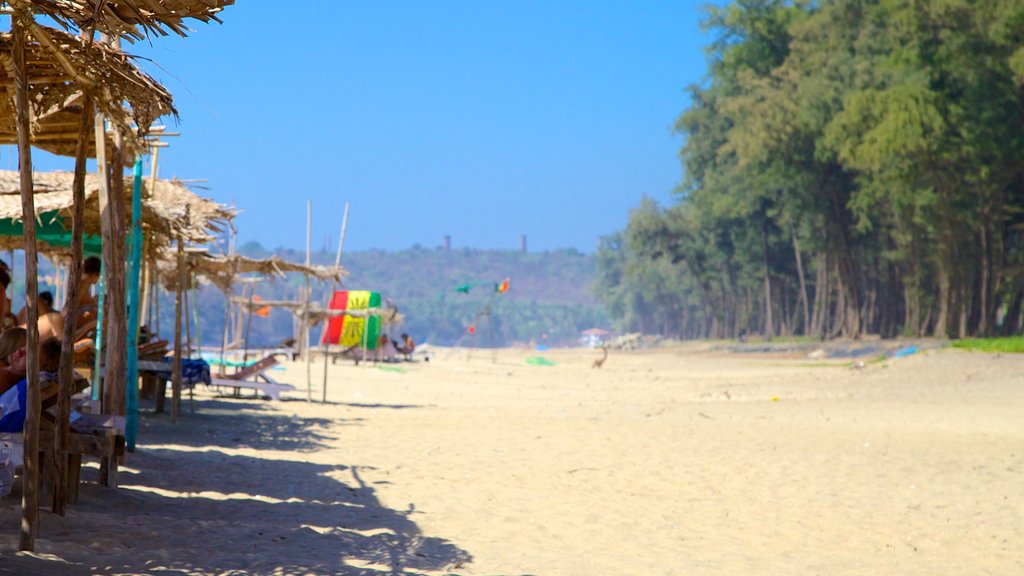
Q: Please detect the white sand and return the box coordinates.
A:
[0,344,1021,575]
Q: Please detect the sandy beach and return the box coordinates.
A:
[0,343,1021,575]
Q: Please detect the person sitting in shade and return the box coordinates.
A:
[0,337,62,432]
[0,262,13,330]
[0,327,25,370]
[395,333,416,360]
[17,291,64,342]
[376,334,398,363]
[70,256,102,323]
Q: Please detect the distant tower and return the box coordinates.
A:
[520,234,527,253]
[444,235,451,252]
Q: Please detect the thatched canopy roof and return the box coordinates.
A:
[158,251,346,293]
[230,296,404,327]
[0,23,176,157]
[14,0,234,42]
[0,169,233,251]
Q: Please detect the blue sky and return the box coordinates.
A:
[8,1,712,254]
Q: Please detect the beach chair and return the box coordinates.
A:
[209,354,296,401]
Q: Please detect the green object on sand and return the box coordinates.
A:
[377,365,406,373]
[525,356,557,367]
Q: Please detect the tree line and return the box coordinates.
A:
[596,0,1024,340]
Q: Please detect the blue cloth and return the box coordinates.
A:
[0,379,26,433]
[152,358,212,387]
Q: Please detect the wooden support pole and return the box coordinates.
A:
[171,236,184,423]
[53,92,92,515]
[12,12,40,551]
[322,203,349,403]
[101,130,127,419]
[305,200,312,402]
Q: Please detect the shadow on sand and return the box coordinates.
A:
[39,397,472,575]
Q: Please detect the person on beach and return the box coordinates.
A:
[0,263,13,330]
[376,334,398,363]
[18,291,64,342]
[396,333,416,360]
[75,257,102,319]
[0,327,26,370]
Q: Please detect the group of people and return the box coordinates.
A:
[0,256,103,432]
[376,332,416,362]
[0,256,101,341]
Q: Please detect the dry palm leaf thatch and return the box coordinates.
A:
[0,169,234,250]
[9,0,234,42]
[0,23,175,156]
[156,250,346,293]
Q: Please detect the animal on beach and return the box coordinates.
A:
[592,345,608,369]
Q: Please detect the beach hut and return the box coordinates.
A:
[0,0,232,552]
[0,26,176,547]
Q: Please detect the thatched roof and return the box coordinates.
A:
[0,169,233,250]
[16,0,234,42]
[158,251,346,293]
[0,23,176,156]
[230,297,404,327]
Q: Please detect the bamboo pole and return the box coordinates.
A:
[305,200,312,402]
[219,222,235,375]
[183,277,192,357]
[321,203,349,403]
[90,266,104,401]
[53,92,92,516]
[171,235,184,423]
[241,282,254,365]
[125,158,143,450]
[12,11,40,550]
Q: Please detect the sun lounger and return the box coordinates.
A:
[209,355,296,401]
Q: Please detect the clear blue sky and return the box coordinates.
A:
[9,1,713,254]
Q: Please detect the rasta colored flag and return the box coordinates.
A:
[322,290,382,349]
[496,278,510,293]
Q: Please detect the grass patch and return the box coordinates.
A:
[951,336,1024,353]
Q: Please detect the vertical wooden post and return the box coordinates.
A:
[322,203,349,403]
[172,235,184,422]
[53,93,92,515]
[219,224,235,375]
[12,11,41,551]
[305,200,312,401]
[126,158,143,449]
[102,134,127,418]
[140,148,159,328]
[90,266,104,401]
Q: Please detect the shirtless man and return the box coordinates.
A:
[18,291,64,342]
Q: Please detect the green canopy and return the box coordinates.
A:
[0,210,102,256]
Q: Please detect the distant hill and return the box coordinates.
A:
[159,243,610,348]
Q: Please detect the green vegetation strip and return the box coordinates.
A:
[951,337,1024,353]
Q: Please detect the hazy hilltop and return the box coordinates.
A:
[178,242,610,348]
[254,243,599,307]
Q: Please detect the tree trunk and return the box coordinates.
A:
[761,217,773,340]
[791,224,810,336]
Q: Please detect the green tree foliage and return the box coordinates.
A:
[597,0,1024,340]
